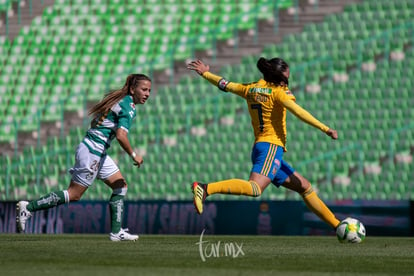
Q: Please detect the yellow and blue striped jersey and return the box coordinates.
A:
[202,72,330,150]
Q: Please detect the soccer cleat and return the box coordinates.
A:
[109,228,139,242]
[16,201,32,233]
[192,182,207,215]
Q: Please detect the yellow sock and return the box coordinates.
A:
[207,179,261,197]
[301,186,340,229]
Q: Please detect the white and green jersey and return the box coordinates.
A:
[83,95,136,156]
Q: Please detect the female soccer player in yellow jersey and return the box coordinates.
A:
[187,58,341,230]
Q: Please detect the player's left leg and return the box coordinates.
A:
[17,143,97,233]
[16,181,84,233]
[280,168,340,229]
[26,181,83,212]
[101,157,138,242]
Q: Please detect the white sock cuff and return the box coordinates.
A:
[63,190,70,203]
[112,187,127,196]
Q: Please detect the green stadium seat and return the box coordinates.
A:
[2,0,414,201]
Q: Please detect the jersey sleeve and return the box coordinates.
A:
[202,71,248,98]
[282,99,330,133]
[116,99,136,133]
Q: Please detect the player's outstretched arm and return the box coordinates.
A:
[282,99,338,140]
[187,59,223,88]
[187,60,246,95]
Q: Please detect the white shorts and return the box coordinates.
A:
[69,142,119,187]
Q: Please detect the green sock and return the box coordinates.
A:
[27,190,69,212]
[109,194,124,234]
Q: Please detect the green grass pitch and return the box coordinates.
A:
[0,235,413,275]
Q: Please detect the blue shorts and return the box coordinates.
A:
[251,142,295,187]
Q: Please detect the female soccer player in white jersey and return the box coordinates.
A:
[187,58,341,231]
[16,74,151,241]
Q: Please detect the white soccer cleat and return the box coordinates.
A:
[16,201,32,233]
[109,228,139,242]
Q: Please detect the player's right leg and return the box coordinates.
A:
[281,170,340,229]
[102,160,138,242]
[109,228,139,242]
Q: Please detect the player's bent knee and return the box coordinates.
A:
[294,174,311,194]
[301,179,312,192]
[109,178,127,191]
[111,179,128,196]
[300,184,314,197]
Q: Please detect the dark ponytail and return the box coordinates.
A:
[256,57,289,86]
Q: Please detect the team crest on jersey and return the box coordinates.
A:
[272,159,281,175]
[130,102,135,109]
[285,89,293,95]
[218,78,229,91]
[274,159,281,167]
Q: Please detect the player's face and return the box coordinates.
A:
[283,67,290,79]
[131,80,151,104]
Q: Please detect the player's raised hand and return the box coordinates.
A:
[131,154,143,167]
[326,129,338,140]
[187,60,210,75]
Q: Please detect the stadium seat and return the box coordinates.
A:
[2,0,414,201]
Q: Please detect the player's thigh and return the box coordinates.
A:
[98,155,128,191]
[70,143,101,187]
[98,155,123,188]
[250,142,283,190]
[271,159,295,187]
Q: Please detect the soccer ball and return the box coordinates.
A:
[336,217,366,243]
